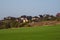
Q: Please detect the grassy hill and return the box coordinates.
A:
[0,25,60,40]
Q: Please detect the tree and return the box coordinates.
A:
[56,13,60,21]
[27,16,32,22]
[21,15,27,18]
[56,13,60,17]
[39,15,43,18]
[39,15,43,21]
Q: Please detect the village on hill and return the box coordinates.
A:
[0,13,60,29]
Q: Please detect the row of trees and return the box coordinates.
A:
[0,13,60,29]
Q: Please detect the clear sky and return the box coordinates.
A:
[0,0,60,19]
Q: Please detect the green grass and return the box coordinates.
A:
[0,25,60,40]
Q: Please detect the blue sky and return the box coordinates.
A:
[0,0,60,19]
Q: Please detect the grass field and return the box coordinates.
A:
[0,25,60,40]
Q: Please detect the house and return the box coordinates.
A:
[16,15,29,23]
[16,18,23,23]
[32,16,39,22]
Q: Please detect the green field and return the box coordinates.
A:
[0,25,60,40]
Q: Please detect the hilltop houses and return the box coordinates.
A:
[3,14,55,23]
[0,13,60,29]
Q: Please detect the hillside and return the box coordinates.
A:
[26,21,60,27]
